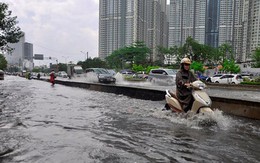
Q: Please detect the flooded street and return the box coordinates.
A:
[1,76,260,162]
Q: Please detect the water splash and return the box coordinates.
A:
[114,73,175,87]
[114,73,126,84]
[149,78,175,86]
[150,108,233,130]
[85,72,99,83]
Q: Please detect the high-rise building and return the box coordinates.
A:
[24,42,33,62]
[241,0,260,62]
[169,0,206,47]
[4,32,34,70]
[5,33,25,68]
[99,0,168,62]
[194,1,207,44]
[169,0,249,62]
[218,0,244,61]
[205,0,220,48]
[24,42,34,70]
[241,0,250,62]
[248,0,260,60]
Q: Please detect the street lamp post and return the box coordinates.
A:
[62,56,69,65]
[80,51,88,61]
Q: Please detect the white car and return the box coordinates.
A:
[207,74,225,83]
[58,71,68,78]
[215,74,243,84]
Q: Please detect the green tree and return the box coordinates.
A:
[218,43,234,63]
[57,63,67,72]
[190,61,205,73]
[132,64,145,72]
[32,68,41,73]
[0,2,23,51]
[78,57,108,70]
[0,54,7,70]
[252,48,260,68]
[105,49,125,69]
[221,59,240,73]
[156,46,169,65]
[105,41,150,69]
[128,41,150,66]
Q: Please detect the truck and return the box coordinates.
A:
[67,65,83,78]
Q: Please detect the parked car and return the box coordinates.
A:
[207,74,225,83]
[215,74,243,84]
[148,68,176,84]
[85,68,116,84]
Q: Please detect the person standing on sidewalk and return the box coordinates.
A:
[50,70,56,86]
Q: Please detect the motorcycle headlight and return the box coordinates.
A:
[192,81,206,90]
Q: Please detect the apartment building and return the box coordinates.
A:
[169,0,206,48]
[99,0,168,62]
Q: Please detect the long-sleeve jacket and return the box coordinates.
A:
[175,70,197,97]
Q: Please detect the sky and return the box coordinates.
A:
[2,0,170,66]
[2,0,99,65]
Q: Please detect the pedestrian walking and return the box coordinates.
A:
[50,70,56,86]
[37,73,41,79]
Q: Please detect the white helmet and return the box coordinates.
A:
[181,58,191,65]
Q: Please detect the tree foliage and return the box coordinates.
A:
[105,41,150,69]
[77,57,108,70]
[0,2,23,51]
[252,48,260,68]
[0,54,7,70]
[57,63,67,72]
[190,61,205,73]
[104,37,242,71]
[132,64,145,72]
[218,43,234,62]
[221,59,240,73]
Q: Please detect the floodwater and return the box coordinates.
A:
[0,76,259,163]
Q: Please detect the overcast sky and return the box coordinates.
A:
[2,0,99,65]
[3,0,170,66]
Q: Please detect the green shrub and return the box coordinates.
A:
[132,64,145,72]
[241,81,260,85]
[243,77,251,82]
[146,65,160,74]
[254,77,260,82]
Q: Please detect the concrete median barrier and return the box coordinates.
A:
[40,78,260,120]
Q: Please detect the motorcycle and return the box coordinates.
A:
[165,80,214,116]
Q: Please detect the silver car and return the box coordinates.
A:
[148,69,176,85]
[85,68,116,84]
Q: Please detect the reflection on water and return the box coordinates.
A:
[0,76,259,163]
